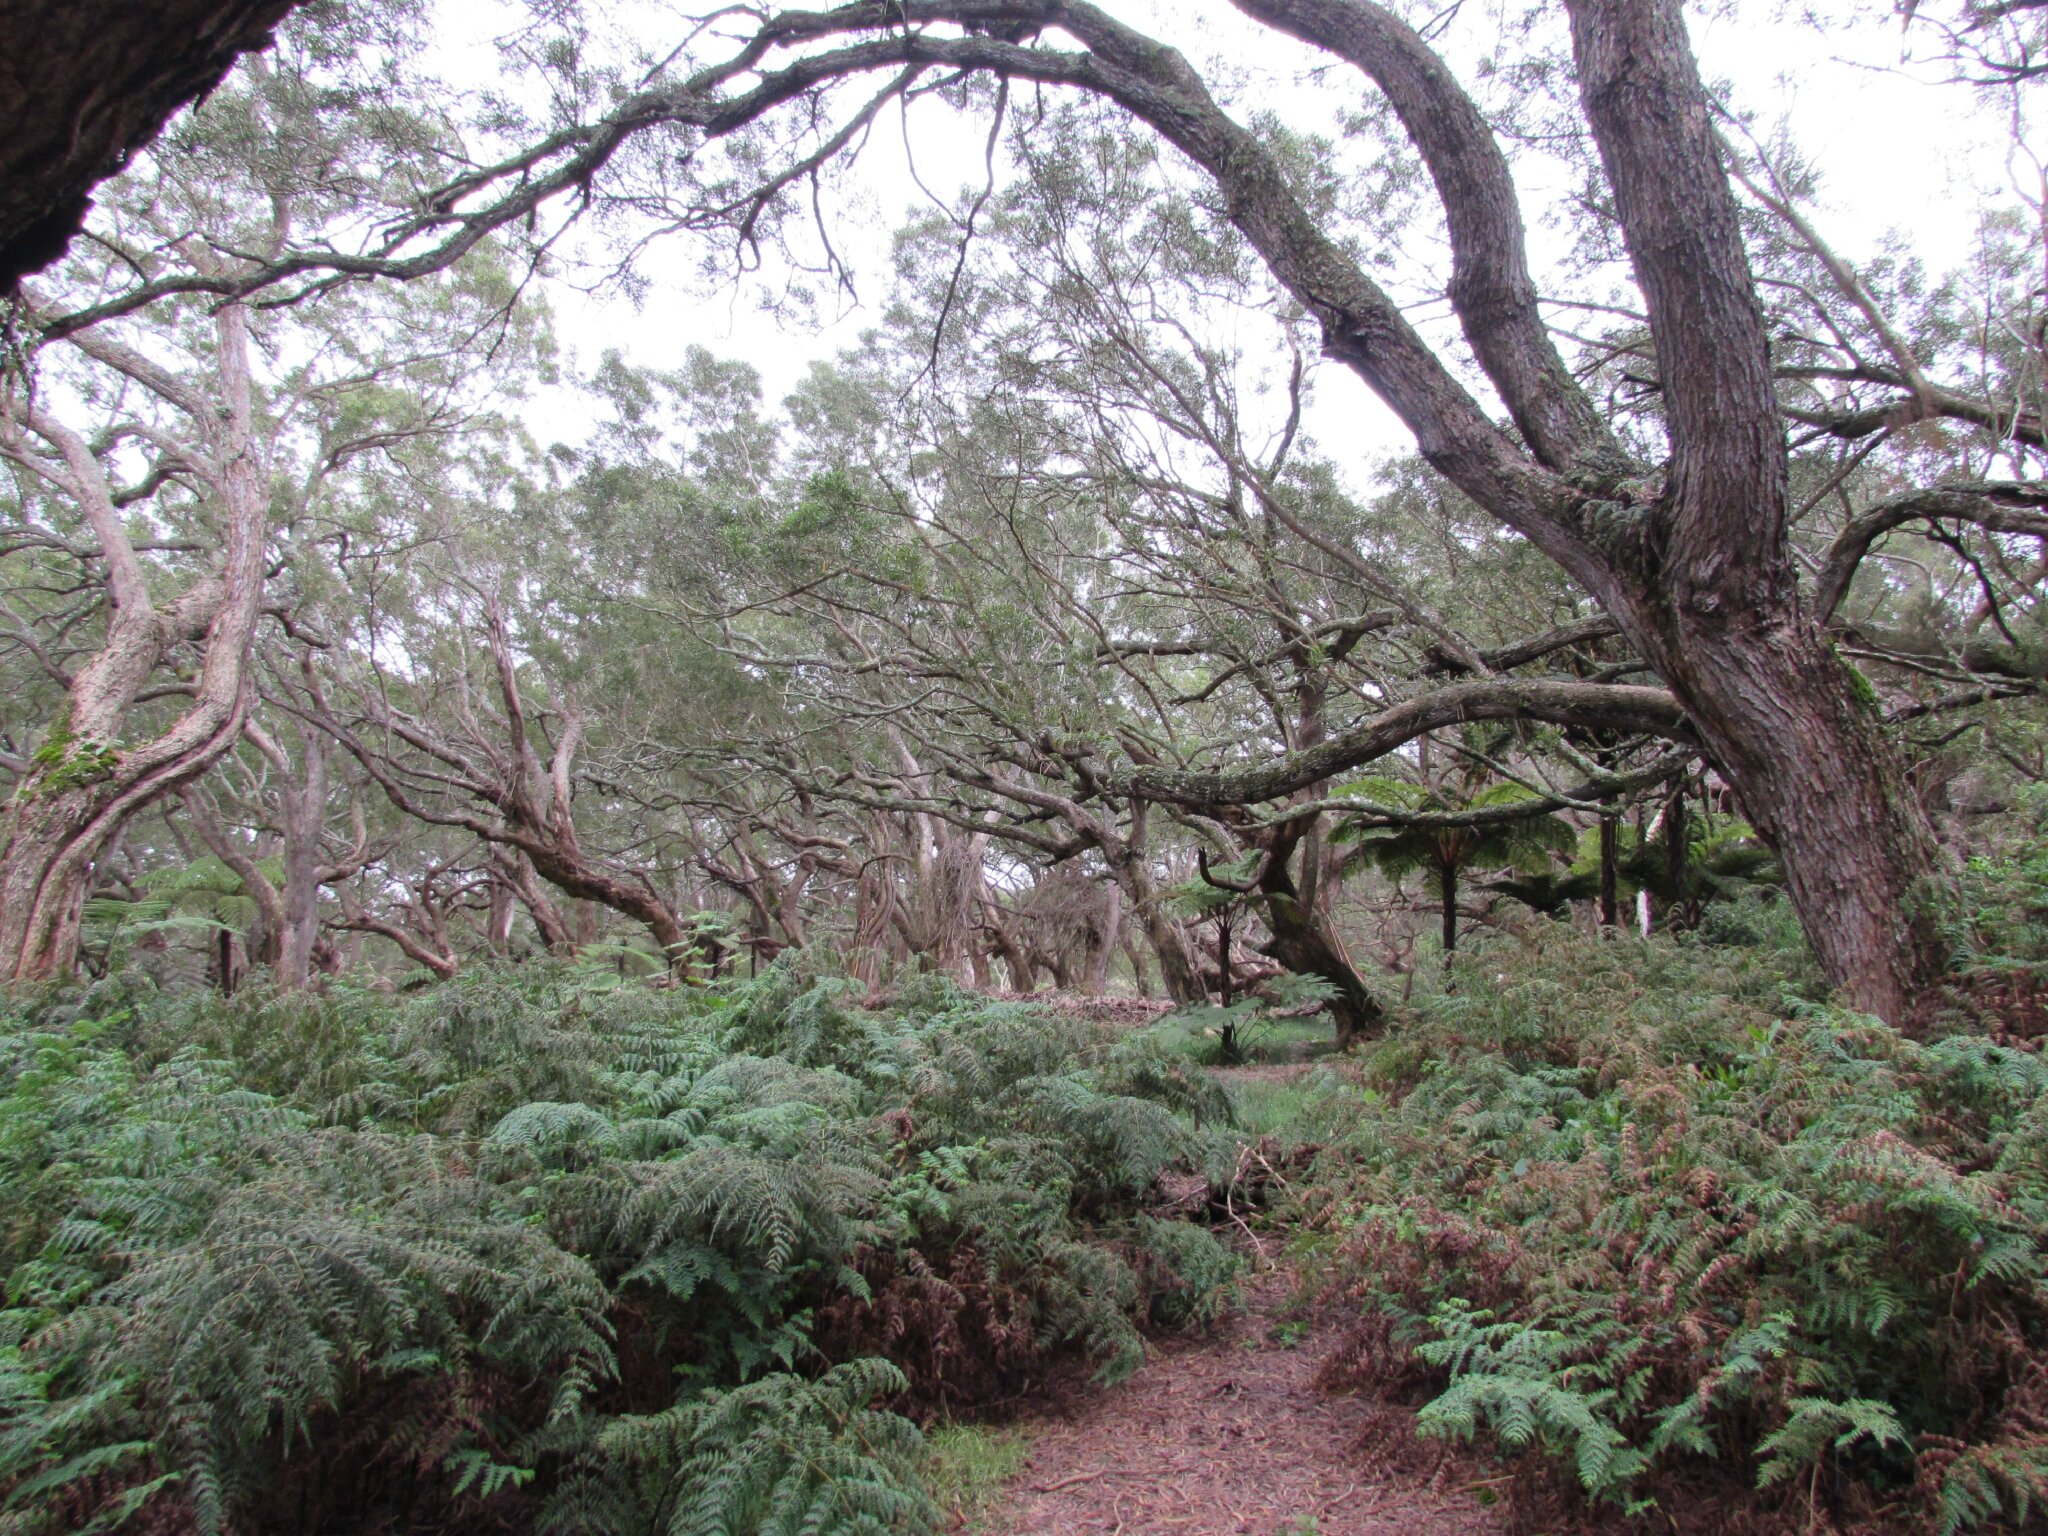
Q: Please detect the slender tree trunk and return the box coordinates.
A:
[1081,881,1120,993]
[1122,935,1152,998]
[1139,903,1206,1005]
[1440,862,1458,960]
[487,876,515,953]
[850,857,895,990]
[274,734,325,986]
[1599,812,1620,928]
[179,787,283,969]
[1663,786,1693,929]
[1105,806,1206,1005]
[1217,910,1235,1006]
[987,907,1036,991]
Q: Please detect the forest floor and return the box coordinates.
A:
[978,1269,1504,1536]
[969,1061,1508,1536]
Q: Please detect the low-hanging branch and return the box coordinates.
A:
[1089,677,1690,809]
[1271,746,1697,829]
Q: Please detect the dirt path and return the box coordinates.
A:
[987,1271,1505,1536]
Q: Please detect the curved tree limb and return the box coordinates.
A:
[1102,678,1688,808]
[1816,482,2048,621]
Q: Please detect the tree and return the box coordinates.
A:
[0,291,271,979]
[0,14,547,980]
[46,0,2021,1020]
[1341,774,1576,961]
[20,0,2047,1017]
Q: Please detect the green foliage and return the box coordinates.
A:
[590,1360,937,1536]
[1301,924,2048,1530]
[1335,777,1574,892]
[0,964,1236,1534]
[83,857,279,951]
[917,1422,1032,1535]
[1954,783,2048,970]
[1149,974,1343,1069]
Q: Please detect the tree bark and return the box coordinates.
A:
[0,302,268,980]
[1599,813,1620,928]
[1138,900,1206,1006]
[0,0,304,290]
[1253,830,1386,1044]
[274,733,326,987]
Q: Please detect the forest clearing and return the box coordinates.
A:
[6,0,2048,1531]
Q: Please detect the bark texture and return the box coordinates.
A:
[0,303,269,979]
[0,0,302,290]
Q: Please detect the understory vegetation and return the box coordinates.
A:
[12,861,2048,1533]
[0,965,1242,1535]
[1283,880,2048,1533]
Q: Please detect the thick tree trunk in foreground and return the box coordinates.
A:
[1562,0,1953,1017]
[1647,620,1949,1017]
[1236,0,1954,1019]
[0,0,303,290]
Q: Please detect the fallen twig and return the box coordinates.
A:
[1035,1470,1109,1494]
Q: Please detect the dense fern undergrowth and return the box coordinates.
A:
[1287,895,2048,1534]
[0,964,1242,1535]
[12,884,2048,1536]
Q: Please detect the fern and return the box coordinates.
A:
[1414,1302,1646,1495]
[0,962,1240,1533]
[1754,1397,1910,1486]
[1306,923,2048,1527]
[588,1360,937,1536]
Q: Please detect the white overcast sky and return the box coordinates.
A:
[421,0,2022,469]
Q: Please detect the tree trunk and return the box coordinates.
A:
[1663,786,1695,930]
[1654,630,1949,1017]
[1599,812,1619,928]
[850,857,895,990]
[495,850,573,953]
[0,793,101,978]
[1122,935,1152,998]
[487,875,516,953]
[1254,834,1385,1045]
[1081,881,1120,993]
[0,0,304,291]
[1103,805,1205,1005]
[1560,0,1954,1017]
[274,734,326,987]
[1218,911,1235,1006]
[0,301,268,981]
[1440,862,1458,961]
[1139,903,1206,1005]
[178,787,282,970]
[987,908,1037,992]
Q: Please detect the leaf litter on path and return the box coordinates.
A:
[982,1270,1505,1536]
